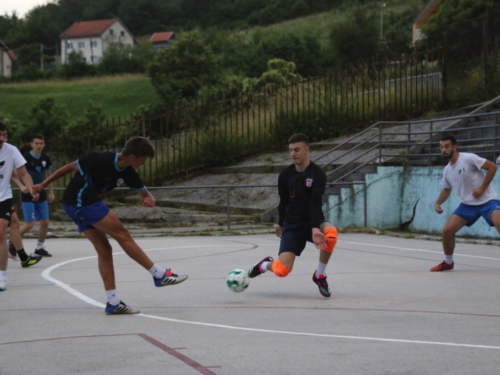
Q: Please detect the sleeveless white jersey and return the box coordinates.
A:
[0,142,27,202]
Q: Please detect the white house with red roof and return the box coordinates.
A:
[60,18,135,64]
[411,0,442,46]
[149,32,175,49]
[0,38,16,77]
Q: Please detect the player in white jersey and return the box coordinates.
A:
[432,134,500,271]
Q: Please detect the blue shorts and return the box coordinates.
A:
[21,201,50,222]
[63,201,110,233]
[279,222,315,256]
[453,199,500,227]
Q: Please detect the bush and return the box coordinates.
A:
[199,135,248,167]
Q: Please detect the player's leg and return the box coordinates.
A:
[31,201,51,257]
[0,218,9,291]
[431,213,468,271]
[8,210,41,267]
[90,206,188,286]
[311,222,338,298]
[19,201,36,236]
[84,227,139,315]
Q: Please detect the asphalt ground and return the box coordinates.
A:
[1,233,500,375]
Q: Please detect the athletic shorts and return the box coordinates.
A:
[279,222,315,256]
[0,198,13,225]
[63,201,110,233]
[454,199,500,227]
[21,201,50,222]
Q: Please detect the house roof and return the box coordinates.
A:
[7,50,17,61]
[60,19,117,38]
[150,32,174,43]
[412,0,442,26]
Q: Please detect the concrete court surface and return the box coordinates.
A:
[1,233,500,375]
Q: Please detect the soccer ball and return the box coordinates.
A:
[226,269,250,293]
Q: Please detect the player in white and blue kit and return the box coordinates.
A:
[432,134,500,271]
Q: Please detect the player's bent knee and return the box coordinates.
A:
[324,227,338,253]
[271,260,292,277]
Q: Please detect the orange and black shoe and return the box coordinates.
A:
[312,271,331,298]
[248,256,273,278]
[430,261,454,272]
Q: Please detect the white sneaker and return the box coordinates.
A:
[0,279,6,291]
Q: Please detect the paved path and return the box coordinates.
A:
[2,233,500,374]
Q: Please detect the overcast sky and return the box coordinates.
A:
[1,0,53,18]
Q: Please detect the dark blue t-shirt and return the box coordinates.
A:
[62,152,145,207]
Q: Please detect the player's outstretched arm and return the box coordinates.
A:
[138,189,155,207]
[33,162,78,193]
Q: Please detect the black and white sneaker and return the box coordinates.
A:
[248,256,273,278]
[105,301,140,315]
[312,271,331,298]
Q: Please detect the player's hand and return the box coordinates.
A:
[20,186,29,194]
[434,202,443,214]
[142,196,155,207]
[33,184,44,193]
[472,187,485,199]
[273,224,282,238]
[312,230,327,251]
[31,190,40,202]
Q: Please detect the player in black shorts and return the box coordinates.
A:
[248,133,338,297]
[33,137,188,314]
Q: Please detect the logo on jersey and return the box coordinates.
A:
[42,161,46,167]
[117,178,124,187]
[306,178,313,187]
[0,160,4,168]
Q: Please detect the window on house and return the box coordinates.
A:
[78,42,85,49]
[91,56,100,63]
[110,29,114,35]
[121,31,125,37]
[67,42,73,50]
[91,41,98,48]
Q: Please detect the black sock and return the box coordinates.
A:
[17,249,28,262]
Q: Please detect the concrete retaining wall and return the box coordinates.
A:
[324,166,500,238]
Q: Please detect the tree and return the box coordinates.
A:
[27,97,69,141]
[148,29,221,102]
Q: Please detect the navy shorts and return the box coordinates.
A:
[453,199,500,227]
[278,222,314,256]
[63,201,110,233]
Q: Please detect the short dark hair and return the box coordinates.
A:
[288,133,309,146]
[122,136,155,159]
[441,134,457,145]
[0,121,7,132]
[32,133,45,141]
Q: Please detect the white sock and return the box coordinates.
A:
[36,241,44,250]
[260,261,270,273]
[0,270,6,280]
[444,255,454,265]
[316,261,327,277]
[149,264,166,278]
[105,289,120,305]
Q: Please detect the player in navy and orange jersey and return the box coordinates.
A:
[248,133,338,297]
[33,136,188,314]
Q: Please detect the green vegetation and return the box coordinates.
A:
[0,74,158,125]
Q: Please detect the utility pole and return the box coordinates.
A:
[380,3,386,40]
[40,44,44,71]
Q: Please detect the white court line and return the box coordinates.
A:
[40,242,500,350]
[341,241,500,261]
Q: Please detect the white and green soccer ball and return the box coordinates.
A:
[226,269,250,292]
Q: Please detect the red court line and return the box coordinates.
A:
[0,333,219,375]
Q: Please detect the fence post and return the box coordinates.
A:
[226,187,231,230]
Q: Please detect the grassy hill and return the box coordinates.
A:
[0,74,158,124]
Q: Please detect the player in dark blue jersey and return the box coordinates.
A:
[11,134,55,257]
[248,133,338,297]
[34,137,188,314]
